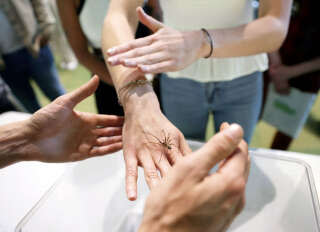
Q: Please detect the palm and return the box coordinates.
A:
[27,76,124,163]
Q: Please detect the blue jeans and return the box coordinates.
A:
[0,46,65,113]
[160,72,263,143]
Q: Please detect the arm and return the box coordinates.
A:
[102,0,191,201]
[269,53,320,94]
[57,0,113,85]
[0,76,124,169]
[140,123,249,232]
[107,0,292,74]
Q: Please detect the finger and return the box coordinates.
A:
[217,140,249,180]
[179,135,192,156]
[137,6,164,32]
[95,115,124,127]
[138,150,160,189]
[138,60,175,74]
[92,127,122,137]
[95,135,122,146]
[107,36,153,58]
[124,154,138,201]
[220,122,230,131]
[89,142,123,156]
[122,51,169,68]
[62,75,99,108]
[190,124,244,178]
[153,151,171,177]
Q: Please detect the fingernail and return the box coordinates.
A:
[140,66,149,72]
[108,57,116,65]
[108,48,116,55]
[224,124,243,142]
[124,60,136,66]
[128,190,136,200]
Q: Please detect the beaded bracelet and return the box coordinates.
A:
[201,28,214,59]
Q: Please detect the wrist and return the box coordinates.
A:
[0,120,35,168]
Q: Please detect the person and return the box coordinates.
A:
[57,0,162,115]
[0,76,249,232]
[263,0,320,150]
[101,0,291,200]
[0,0,65,113]
[0,76,19,113]
[48,0,79,71]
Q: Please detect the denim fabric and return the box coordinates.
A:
[160,72,263,143]
[0,45,65,113]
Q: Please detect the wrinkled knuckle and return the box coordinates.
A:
[146,169,159,180]
[215,141,230,156]
[127,167,137,177]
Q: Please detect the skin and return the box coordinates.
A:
[102,0,191,201]
[0,113,249,231]
[101,0,291,200]
[139,123,250,232]
[106,0,292,74]
[269,53,320,94]
[0,76,124,168]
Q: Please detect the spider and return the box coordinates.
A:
[143,130,174,162]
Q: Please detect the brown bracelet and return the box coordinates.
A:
[201,28,214,59]
[117,79,152,105]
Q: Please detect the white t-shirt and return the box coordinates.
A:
[160,0,268,82]
[79,0,110,48]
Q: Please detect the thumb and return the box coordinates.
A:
[137,6,163,32]
[65,75,99,108]
[190,124,244,177]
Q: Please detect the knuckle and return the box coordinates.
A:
[126,167,137,177]
[226,177,246,197]
[146,169,159,179]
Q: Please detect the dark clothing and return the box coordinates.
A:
[281,0,320,93]
[0,46,65,113]
[0,77,18,113]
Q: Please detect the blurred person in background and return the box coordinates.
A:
[48,0,79,71]
[0,0,65,113]
[57,0,162,115]
[263,0,320,150]
[0,76,19,114]
[102,0,292,200]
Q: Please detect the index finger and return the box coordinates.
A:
[190,124,244,179]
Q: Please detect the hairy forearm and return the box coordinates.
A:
[0,121,32,168]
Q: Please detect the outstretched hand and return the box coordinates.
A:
[107,7,208,74]
[26,76,124,163]
[140,123,249,232]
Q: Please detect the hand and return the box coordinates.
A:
[139,123,249,232]
[269,65,294,95]
[25,76,124,163]
[107,7,209,74]
[122,92,191,201]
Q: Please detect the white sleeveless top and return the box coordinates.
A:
[79,0,110,48]
[160,0,268,82]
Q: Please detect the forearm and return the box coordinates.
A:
[102,0,144,90]
[0,121,33,168]
[202,0,292,58]
[292,57,320,78]
[102,0,160,110]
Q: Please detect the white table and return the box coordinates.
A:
[1,112,320,231]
